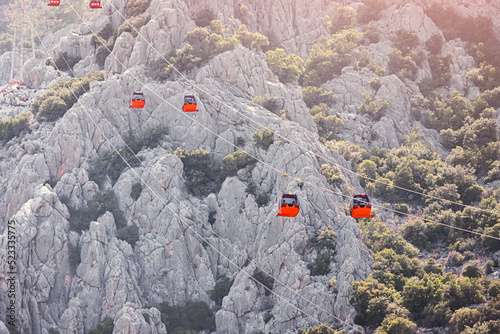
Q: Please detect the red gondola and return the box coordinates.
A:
[350,193,374,219]
[48,0,60,6]
[89,0,101,8]
[277,193,300,217]
[182,94,198,112]
[129,91,145,109]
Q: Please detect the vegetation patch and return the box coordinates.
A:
[302,29,364,87]
[174,148,255,197]
[0,113,31,142]
[68,243,81,273]
[307,252,331,276]
[68,190,127,232]
[252,94,280,112]
[302,86,336,109]
[88,316,114,334]
[151,301,215,332]
[130,182,143,200]
[149,20,268,80]
[89,127,167,188]
[208,275,234,307]
[31,71,106,122]
[253,127,274,150]
[252,269,274,296]
[308,226,337,251]
[311,104,343,142]
[265,48,305,84]
[116,225,140,247]
[358,92,390,121]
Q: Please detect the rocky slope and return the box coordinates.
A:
[0,0,499,333]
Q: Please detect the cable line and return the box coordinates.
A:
[105,0,500,218]
[64,0,500,245]
[28,6,361,331]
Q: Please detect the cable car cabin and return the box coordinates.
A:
[277,193,300,217]
[129,92,145,109]
[48,0,60,6]
[182,95,199,112]
[350,193,374,219]
[89,0,101,8]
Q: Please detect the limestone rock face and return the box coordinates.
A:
[0,46,373,332]
[105,32,134,73]
[128,0,196,67]
[184,0,329,58]
[2,0,498,333]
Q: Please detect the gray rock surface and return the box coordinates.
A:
[1,0,498,333]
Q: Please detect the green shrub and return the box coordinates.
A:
[350,278,402,327]
[33,72,106,121]
[325,6,356,35]
[402,219,429,249]
[253,127,274,150]
[222,150,255,173]
[156,21,239,79]
[298,323,342,334]
[419,52,454,96]
[153,301,215,332]
[234,24,269,51]
[255,193,270,207]
[308,226,336,251]
[307,252,331,276]
[175,148,215,195]
[321,164,343,187]
[208,210,216,225]
[0,113,31,142]
[51,52,81,71]
[387,49,418,81]
[485,259,496,275]
[0,33,13,55]
[68,190,127,232]
[208,275,234,306]
[377,315,417,334]
[130,183,143,200]
[252,94,280,112]
[356,0,388,24]
[38,95,68,122]
[245,181,257,196]
[358,92,390,121]
[426,33,444,55]
[393,29,419,56]
[354,49,386,75]
[126,0,151,18]
[236,137,245,147]
[303,30,364,86]
[88,316,114,334]
[68,243,81,272]
[302,86,336,108]
[369,77,382,91]
[423,259,443,275]
[310,104,343,142]
[234,4,250,25]
[89,149,139,187]
[192,4,215,27]
[462,263,483,278]
[117,13,151,38]
[48,329,60,334]
[116,225,140,247]
[265,48,304,84]
[252,269,274,296]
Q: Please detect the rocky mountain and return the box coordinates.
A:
[0,0,499,333]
